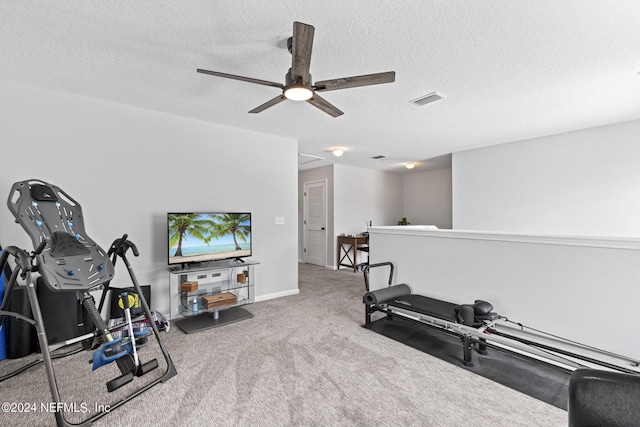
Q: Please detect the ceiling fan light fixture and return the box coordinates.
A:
[284,84,313,101]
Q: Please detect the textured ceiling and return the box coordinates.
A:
[1,1,639,173]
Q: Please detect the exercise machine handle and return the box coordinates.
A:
[34,239,48,256]
[0,245,32,275]
[109,234,140,258]
[362,261,395,292]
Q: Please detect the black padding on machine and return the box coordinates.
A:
[473,300,493,315]
[363,283,411,305]
[30,184,59,202]
[568,368,640,427]
[389,294,461,323]
[50,231,91,258]
[364,285,496,326]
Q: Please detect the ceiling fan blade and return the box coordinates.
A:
[248,95,287,114]
[314,71,395,92]
[307,93,343,117]
[197,69,283,89]
[290,22,314,83]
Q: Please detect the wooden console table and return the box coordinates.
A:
[337,235,368,272]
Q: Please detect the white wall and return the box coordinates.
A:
[334,164,403,234]
[334,164,403,267]
[402,168,452,229]
[453,119,640,236]
[0,80,299,317]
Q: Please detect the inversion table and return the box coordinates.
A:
[0,179,176,427]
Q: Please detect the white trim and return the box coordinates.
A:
[255,288,300,302]
[368,226,640,250]
[303,179,328,266]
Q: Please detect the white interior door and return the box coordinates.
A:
[303,180,327,267]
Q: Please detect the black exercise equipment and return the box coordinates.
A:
[0,179,176,427]
[363,261,640,373]
[568,368,640,427]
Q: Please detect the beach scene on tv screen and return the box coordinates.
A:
[168,213,251,264]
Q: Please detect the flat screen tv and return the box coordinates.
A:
[168,212,252,266]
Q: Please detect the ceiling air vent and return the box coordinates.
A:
[371,155,386,160]
[411,91,445,106]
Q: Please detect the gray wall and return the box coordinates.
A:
[402,168,452,229]
[0,80,299,317]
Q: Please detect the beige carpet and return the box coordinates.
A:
[0,263,567,426]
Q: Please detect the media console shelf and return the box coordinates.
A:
[168,259,259,334]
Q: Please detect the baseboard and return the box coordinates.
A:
[255,288,300,302]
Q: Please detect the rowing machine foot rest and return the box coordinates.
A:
[136,359,159,377]
[92,338,128,370]
[107,372,134,392]
[363,284,411,305]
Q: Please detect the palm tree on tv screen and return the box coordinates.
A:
[168,214,215,257]
[210,213,251,251]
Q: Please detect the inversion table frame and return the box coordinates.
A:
[0,179,177,426]
[363,262,640,375]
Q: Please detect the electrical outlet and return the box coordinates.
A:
[275,216,285,225]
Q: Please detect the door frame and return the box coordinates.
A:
[303,179,327,267]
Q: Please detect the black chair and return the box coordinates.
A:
[568,368,640,427]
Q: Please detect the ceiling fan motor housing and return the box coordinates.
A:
[284,69,314,101]
[286,69,311,87]
[287,36,293,54]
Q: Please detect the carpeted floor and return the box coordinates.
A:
[0,263,567,426]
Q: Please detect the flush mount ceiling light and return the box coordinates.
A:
[332,148,344,157]
[411,91,445,106]
[405,162,416,169]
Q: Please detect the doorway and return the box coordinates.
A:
[303,180,327,267]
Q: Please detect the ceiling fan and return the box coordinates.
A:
[197,21,395,117]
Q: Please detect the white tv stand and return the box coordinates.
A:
[168,259,258,334]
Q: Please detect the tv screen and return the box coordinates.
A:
[168,212,252,266]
